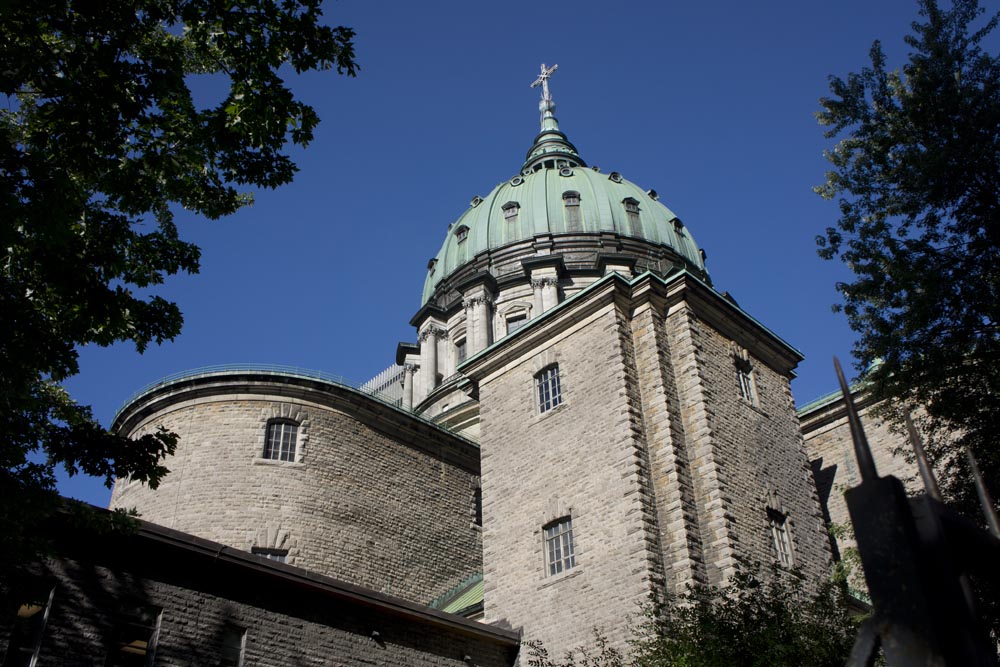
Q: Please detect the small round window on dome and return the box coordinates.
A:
[510,176,524,186]
[609,172,623,183]
[647,189,659,200]
[470,196,483,207]
[559,167,573,177]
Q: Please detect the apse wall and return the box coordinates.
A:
[110,369,483,605]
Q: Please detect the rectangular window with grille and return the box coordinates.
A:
[536,365,562,413]
[736,360,758,407]
[769,510,794,567]
[563,192,581,232]
[544,517,576,576]
[506,313,527,335]
[263,421,297,461]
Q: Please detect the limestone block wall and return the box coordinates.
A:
[110,377,482,605]
[6,526,517,667]
[802,396,918,559]
[477,301,662,654]
[674,311,831,586]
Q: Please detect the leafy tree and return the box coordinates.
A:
[525,569,859,667]
[0,0,356,589]
[815,0,1000,516]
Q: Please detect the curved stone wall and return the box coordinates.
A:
[110,371,482,605]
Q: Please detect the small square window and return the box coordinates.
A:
[263,421,297,461]
[536,365,562,414]
[251,547,288,564]
[769,510,794,567]
[544,517,576,576]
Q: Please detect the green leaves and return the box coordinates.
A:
[817,1,1000,635]
[0,0,356,592]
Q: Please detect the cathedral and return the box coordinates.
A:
[4,67,910,666]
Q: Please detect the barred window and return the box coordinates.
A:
[536,365,562,413]
[544,517,576,576]
[769,510,794,567]
[735,359,758,407]
[263,421,297,462]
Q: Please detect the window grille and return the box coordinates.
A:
[769,510,794,567]
[536,365,562,413]
[736,360,758,406]
[544,517,576,576]
[263,421,297,462]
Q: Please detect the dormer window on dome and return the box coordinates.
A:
[623,198,642,237]
[563,191,581,232]
[502,202,520,224]
[455,225,469,243]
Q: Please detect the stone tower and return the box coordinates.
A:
[402,66,832,652]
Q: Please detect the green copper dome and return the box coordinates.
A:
[420,72,708,306]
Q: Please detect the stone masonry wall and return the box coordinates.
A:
[665,304,831,586]
[4,556,514,667]
[803,398,918,560]
[478,302,662,655]
[110,390,481,605]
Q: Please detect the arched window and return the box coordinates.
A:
[535,364,562,413]
[563,191,581,232]
[623,197,642,237]
[264,420,298,462]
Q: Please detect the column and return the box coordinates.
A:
[402,363,416,410]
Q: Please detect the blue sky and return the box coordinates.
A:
[62,0,932,504]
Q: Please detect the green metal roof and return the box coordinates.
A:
[421,128,707,303]
[429,573,484,616]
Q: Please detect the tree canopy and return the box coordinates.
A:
[0,0,356,586]
[525,569,858,667]
[815,0,1000,514]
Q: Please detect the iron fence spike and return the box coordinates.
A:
[834,357,878,482]
[904,412,942,501]
[965,447,1000,539]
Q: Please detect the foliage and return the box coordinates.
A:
[815,0,1000,516]
[525,569,859,667]
[0,0,356,588]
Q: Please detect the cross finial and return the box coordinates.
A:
[531,63,559,102]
